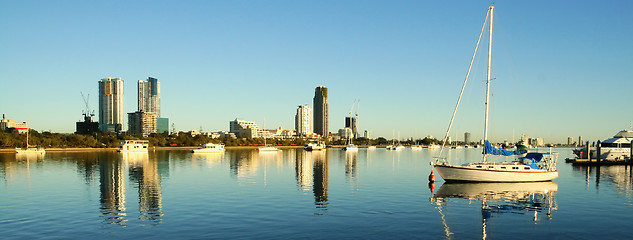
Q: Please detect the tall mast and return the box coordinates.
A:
[483,6,494,161]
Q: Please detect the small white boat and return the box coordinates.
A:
[192,143,225,153]
[258,144,279,152]
[15,129,45,154]
[411,145,423,150]
[385,145,395,150]
[15,147,45,154]
[305,141,326,151]
[394,145,406,150]
[342,144,358,151]
[427,144,440,149]
[118,140,149,152]
[367,146,377,150]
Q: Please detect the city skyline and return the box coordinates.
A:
[1,1,632,142]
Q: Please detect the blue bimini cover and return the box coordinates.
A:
[524,152,544,162]
[484,140,528,156]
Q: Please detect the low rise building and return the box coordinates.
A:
[230,118,260,138]
[1,114,29,133]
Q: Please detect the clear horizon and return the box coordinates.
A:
[1,1,632,143]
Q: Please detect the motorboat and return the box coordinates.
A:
[193,143,225,153]
[305,141,326,151]
[118,140,149,152]
[572,129,633,161]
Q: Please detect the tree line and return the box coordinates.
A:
[0,130,440,149]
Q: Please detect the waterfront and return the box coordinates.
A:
[1,148,632,239]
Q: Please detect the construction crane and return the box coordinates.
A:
[80,92,94,120]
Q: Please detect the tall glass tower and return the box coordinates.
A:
[138,77,160,116]
[313,86,328,137]
[98,77,124,132]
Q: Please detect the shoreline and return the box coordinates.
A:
[0,145,305,153]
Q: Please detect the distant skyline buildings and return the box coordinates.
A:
[98,77,124,133]
[313,86,329,137]
[128,77,162,136]
[295,105,312,136]
[138,77,161,116]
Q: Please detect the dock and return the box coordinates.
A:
[565,158,633,165]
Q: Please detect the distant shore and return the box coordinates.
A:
[0,145,305,153]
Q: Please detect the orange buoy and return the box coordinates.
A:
[428,170,435,182]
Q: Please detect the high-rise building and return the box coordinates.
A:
[345,117,358,138]
[464,132,471,144]
[138,77,160,116]
[99,77,124,133]
[313,86,329,138]
[295,104,312,136]
[128,111,157,137]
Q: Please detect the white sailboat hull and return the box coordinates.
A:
[433,164,558,182]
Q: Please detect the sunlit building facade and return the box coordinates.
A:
[295,104,312,136]
[99,77,124,133]
[138,77,160,116]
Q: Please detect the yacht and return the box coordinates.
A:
[305,141,326,151]
[192,143,225,153]
[573,129,633,161]
[342,144,358,151]
[258,144,279,152]
[118,140,149,152]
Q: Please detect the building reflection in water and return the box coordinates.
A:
[574,165,633,198]
[295,150,313,191]
[295,150,330,214]
[99,152,166,225]
[431,182,558,240]
[344,151,358,184]
[312,150,329,214]
[229,150,260,183]
[99,153,128,225]
[126,152,163,224]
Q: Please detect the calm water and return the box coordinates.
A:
[1,148,632,239]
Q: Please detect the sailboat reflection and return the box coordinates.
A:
[431,182,558,239]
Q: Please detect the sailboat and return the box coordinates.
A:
[342,103,358,151]
[258,120,279,152]
[431,6,558,182]
[15,128,45,154]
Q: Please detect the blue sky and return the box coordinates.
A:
[1,1,632,143]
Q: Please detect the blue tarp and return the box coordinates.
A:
[524,152,544,162]
[484,140,527,156]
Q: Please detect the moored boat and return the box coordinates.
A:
[15,128,45,154]
[572,129,633,161]
[193,143,225,153]
[258,144,280,152]
[431,5,558,182]
[305,141,326,151]
[118,140,149,152]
